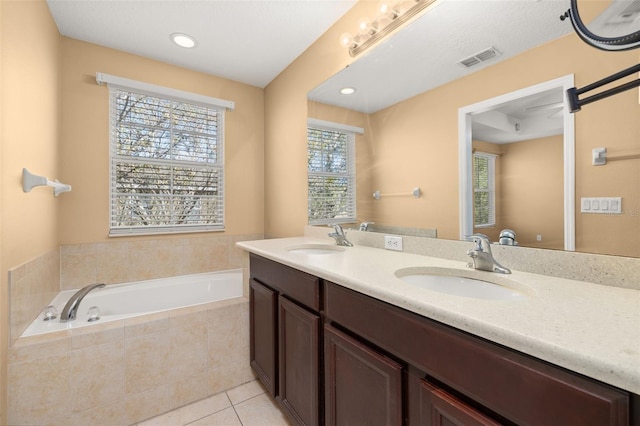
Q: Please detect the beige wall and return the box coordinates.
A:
[264,1,378,237]
[59,38,265,244]
[267,1,639,257]
[499,136,564,250]
[473,137,564,249]
[1,1,61,422]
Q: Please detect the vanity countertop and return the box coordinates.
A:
[237,237,640,394]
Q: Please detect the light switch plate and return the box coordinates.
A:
[580,197,622,214]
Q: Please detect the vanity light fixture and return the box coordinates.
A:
[340,0,441,57]
[170,32,197,49]
[340,87,356,95]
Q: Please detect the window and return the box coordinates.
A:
[99,73,233,236]
[473,152,497,228]
[307,119,361,225]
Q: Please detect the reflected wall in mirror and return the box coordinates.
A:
[308,0,640,258]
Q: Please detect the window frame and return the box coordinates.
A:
[98,73,233,237]
[306,119,362,226]
[473,151,497,228]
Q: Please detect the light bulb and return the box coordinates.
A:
[340,87,356,95]
[170,33,197,49]
[339,32,356,49]
[378,0,398,18]
[357,17,375,34]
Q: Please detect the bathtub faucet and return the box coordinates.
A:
[60,283,106,322]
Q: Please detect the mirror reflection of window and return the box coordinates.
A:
[473,152,497,228]
[307,123,357,225]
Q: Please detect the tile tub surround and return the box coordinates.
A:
[60,234,263,290]
[8,297,256,426]
[8,250,60,346]
[8,233,261,345]
[237,236,640,395]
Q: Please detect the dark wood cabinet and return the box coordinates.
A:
[279,295,320,426]
[325,281,631,426]
[249,254,321,425]
[249,278,278,396]
[324,324,403,426]
[249,254,636,426]
[408,368,500,426]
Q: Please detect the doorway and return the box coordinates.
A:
[458,75,576,251]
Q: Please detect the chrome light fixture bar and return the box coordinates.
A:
[341,0,440,57]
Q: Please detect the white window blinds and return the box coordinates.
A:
[307,120,360,225]
[473,152,497,228]
[103,76,230,236]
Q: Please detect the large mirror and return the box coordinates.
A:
[308,0,640,258]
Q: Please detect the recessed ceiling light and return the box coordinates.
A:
[170,33,197,49]
[340,87,356,95]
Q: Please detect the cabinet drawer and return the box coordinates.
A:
[250,254,320,311]
[325,282,629,426]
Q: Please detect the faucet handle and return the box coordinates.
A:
[465,233,491,251]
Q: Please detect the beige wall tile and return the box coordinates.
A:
[125,331,171,394]
[208,304,242,371]
[9,250,60,344]
[169,371,211,409]
[69,400,126,426]
[70,322,124,350]
[125,383,173,425]
[70,340,125,412]
[167,304,210,329]
[124,314,169,339]
[167,323,208,382]
[8,353,71,425]
[60,244,98,290]
[96,241,133,284]
[9,335,69,364]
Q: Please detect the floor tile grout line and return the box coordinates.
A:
[232,404,244,426]
[182,392,234,426]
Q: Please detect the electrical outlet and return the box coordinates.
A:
[384,235,403,251]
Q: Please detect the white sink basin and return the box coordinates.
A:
[287,244,347,255]
[395,267,529,300]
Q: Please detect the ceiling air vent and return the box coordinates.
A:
[458,47,500,68]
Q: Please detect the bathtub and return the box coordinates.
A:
[22,268,243,337]
[10,267,253,425]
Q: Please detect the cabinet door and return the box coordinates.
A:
[410,376,500,426]
[324,324,403,426]
[279,296,320,426]
[250,279,277,396]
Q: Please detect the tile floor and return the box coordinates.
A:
[137,380,292,426]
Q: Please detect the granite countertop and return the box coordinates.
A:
[237,236,640,394]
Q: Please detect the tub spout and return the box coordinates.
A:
[60,283,106,322]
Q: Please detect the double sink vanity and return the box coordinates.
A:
[237,236,640,425]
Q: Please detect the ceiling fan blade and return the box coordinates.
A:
[526,102,563,112]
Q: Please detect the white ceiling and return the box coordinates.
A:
[308,0,575,114]
[471,87,565,144]
[47,0,357,88]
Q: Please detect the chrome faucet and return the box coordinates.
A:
[358,221,374,231]
[60,283,106,322]
[328,224,353,247]
[466,234,511,274]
